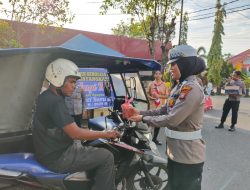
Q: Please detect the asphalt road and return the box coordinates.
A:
[156,95,250,190]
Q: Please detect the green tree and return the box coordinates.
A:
[101,0,178,64]
[0,20,22,48]
[221,53,233,80]
[1,0,74,28]
[197,46,207,59]
[207,0,226,89]
[111,19,147,39]
[179,11,189,45]
[0,0,74,47]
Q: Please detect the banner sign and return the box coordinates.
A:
[78,68,113,109]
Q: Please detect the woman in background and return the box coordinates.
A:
[147,70,169,145]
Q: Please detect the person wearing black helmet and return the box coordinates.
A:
[128,45,206,190]
[32,58,120,190]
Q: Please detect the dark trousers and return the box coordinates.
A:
[72,114,82,128]
[48,141,115,190]
[221,99,240,125]
[153,127,160,141]
[167,158,204,190]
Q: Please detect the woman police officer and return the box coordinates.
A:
[128,45,206,190]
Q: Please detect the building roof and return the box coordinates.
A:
[61,34,125,57]
[3,19,171,60]
[229,49,250,65]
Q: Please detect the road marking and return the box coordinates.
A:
[219,172,237,190]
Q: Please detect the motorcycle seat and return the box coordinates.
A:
[0,153,68,178]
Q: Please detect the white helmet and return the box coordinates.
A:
[45,58,81,88]
[167,45,197,64]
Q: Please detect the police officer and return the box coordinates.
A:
[32,58,120,190]
[215,71,246,131]
[129,45,206,190]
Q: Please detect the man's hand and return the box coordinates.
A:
[128,115,143,122]
[105,130,121,139]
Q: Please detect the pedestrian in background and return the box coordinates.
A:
[147,70,169,145]
[128,45,206,190]
[206,81,213,96]
[215,71,246,131]
[65,83,86,128]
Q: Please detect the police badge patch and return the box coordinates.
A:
[168,98,176,108]
[179,85,192,100]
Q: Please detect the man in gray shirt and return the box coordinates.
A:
[215,71,246,131]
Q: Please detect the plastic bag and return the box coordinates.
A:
[121,96,135,119]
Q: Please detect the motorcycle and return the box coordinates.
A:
[0,108,168,190]
[87,107,168,190]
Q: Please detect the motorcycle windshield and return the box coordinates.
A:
[110,73,148,110]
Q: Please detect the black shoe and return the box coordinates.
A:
[153,140,162,145]
[215,123,224,128]
[228,125,235,132]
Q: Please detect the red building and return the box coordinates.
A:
[2,19,172,61]
[229,49,250,76]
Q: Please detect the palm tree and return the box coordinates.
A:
[197,46,207,59]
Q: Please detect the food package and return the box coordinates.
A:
[121,96,135,119]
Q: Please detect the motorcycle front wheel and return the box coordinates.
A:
[126,164,168,190]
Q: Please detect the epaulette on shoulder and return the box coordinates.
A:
[179,84,193,100]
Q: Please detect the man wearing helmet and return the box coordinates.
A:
[32,58,120,190]
[128,45,206,190]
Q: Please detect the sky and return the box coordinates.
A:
[0,0,249,56]
[63,0,250,56]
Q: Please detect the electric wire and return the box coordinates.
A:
[189,7,250,21]
[188,0,239,14]
[189,4,250,19]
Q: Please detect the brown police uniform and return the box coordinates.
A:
[141,75,206,190]
[141,75,205,164]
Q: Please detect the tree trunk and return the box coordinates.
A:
[161,45,167,66]
[245,88,249,97]
[148,40,155,60]
[216,87,221,95]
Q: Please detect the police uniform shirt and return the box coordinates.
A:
[141,75,206,164]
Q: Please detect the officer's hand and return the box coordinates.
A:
[128,115,143,122]
[106,130,121,139]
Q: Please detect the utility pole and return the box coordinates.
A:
[178,0,184,45]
